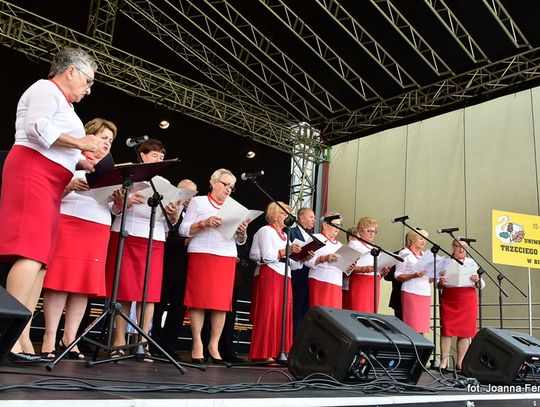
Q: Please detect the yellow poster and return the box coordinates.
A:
[492,209,540,268]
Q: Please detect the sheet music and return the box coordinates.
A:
[138,176,197,218]
[76,182,147,205]
[444,260,478,287]
[376,251,406,269]
[414,254,451,278]
[334,245,362,275]
[216,196,263,240]
[290,237,325,262]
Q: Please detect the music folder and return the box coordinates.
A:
[290,239,325,262]
[86,158,180,189]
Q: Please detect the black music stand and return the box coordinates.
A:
[46,159,188,373]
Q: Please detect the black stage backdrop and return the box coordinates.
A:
[0,46,293,331]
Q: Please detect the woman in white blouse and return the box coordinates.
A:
[305,212,344,309]
[179,169,248,364]
[395,229,432,334]
[248,202,301,361]
[41,118,117,360]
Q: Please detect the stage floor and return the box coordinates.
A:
[0,356,539,407]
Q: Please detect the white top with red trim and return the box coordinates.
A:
[110,180,169,241]
[14,79,85,172]
[395,247,431,296]
[348,240,375,277]
[305,233,344,287]
[249,224,301,277]
[179,194,239,257]
[61,170,113,225]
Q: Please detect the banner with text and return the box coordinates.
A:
[492,209,540,268]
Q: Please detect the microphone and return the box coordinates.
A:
[240,170,265,181]
[391,215,409,223]
[321,214,342,223]
[437,227,459,234]
[126,135,149,147]
[459,237,477,244]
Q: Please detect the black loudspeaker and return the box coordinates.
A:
[462,327,540,385]
[288,306,434,384]
[0,285,32,365]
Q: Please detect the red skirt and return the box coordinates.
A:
[43,215,111,296]
[249,265,292,360]
[184,253,236,311]
[349,274,381,313]
[0,146,71,266]
[401,291,431,334]
[309,279,342,309]
[105,232,164,302]
[440,287,478,337]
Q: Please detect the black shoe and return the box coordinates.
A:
[209,355,226,365]
[190,357,205,365]
[7,352,44,363]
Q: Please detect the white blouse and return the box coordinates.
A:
[15,79,85,172]
[305,233,344,287]
[61,170,114,225]
[179,195,239,257]
[348,240,374,277]
[249,225,300,277]
[395,247,431,296]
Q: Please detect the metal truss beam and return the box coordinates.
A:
[315,0,417,89]
[423,0,488,63]
[481,0,531,49]
[289,124,320,213]
[87,0,118,44]
[0,1,328,163]
[370,0,453,77]
[178,0,341,120]
[120,0,298,116]
[259,0,380,103]
[324,47,540,140]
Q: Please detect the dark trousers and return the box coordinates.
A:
[292,267,310,336]
[151,278,187,355]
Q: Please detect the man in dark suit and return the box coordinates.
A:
[290,207,316,335]
[150,179,197,359]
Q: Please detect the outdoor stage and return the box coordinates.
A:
[0,357,539,407]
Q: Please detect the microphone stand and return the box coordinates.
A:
[243,175,311,365]
[394,219,462,370]
[323,223,403,313]
[461,242,526,329]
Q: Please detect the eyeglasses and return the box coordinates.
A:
[364,229,378,234]
[75,66,95,88]
[218,180,235,192]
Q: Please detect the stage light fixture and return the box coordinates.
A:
[246,150,256,158]
[159,120,170,129]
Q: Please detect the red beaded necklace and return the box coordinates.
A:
[408,246,422,259]
[269,224,286,241]
[322,231,338,244]
[207,193,223,209]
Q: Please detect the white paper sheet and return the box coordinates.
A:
[216,196,263,240]
[76,182,147,205]
[414,254,452,278]
[376,251,406,269]
[334,245,362,275]
[137,176,197,218]
[443,261,478,287]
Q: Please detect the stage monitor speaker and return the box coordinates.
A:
[0,285,32,365]
[288,306,434,384]
[462,327,540,385]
